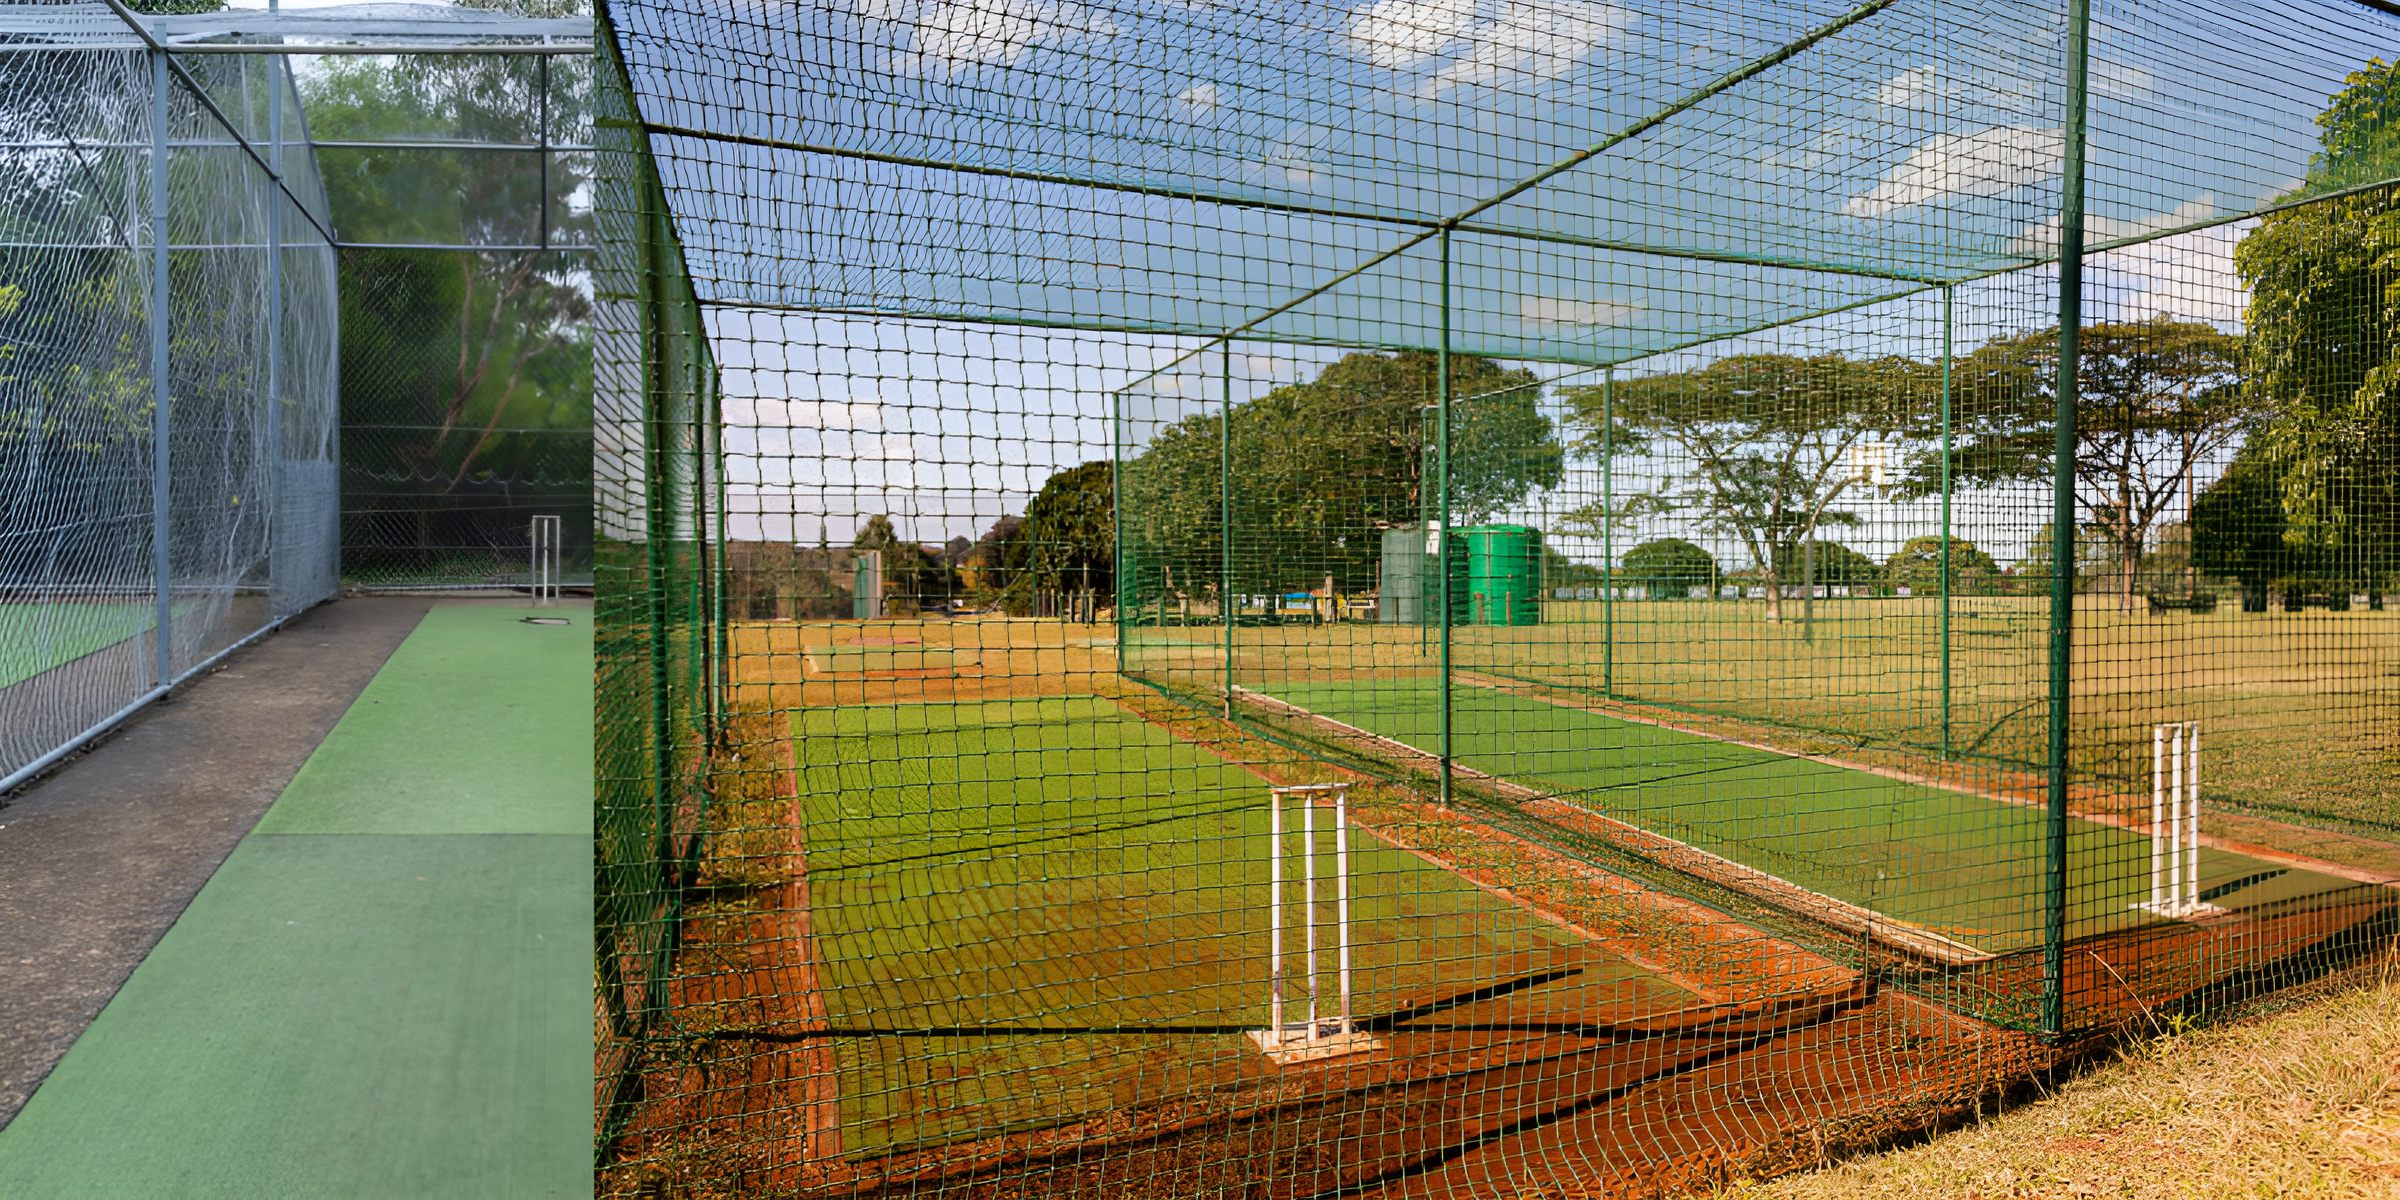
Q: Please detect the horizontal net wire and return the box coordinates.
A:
[595,0,2400,1193]
[1,35,339,791]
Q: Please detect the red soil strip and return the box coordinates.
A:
[600,735,843,1196]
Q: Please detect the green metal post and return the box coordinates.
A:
[640,187,675,893]
[1940,285,1954,761]
[1112,389,1126,675]
[1221,341,1234,719]
[1437,229,1454,807]
[1602,366,1615,699]
[1420,404,1432,655]
[2044,0,2092,1042]
[712,363,729,723]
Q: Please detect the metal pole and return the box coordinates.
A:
[1436,229,1454,807]
[2044,0,2092,1041]
[1112,388,1126,678]
[149,51,173,691]
[1939,285,1953,760]
[1221,342,1234,719]
[1602,365,1615,699]
[265,57,284,616]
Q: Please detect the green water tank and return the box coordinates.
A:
[1459,524,1542,626]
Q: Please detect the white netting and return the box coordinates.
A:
[0,42,338,789]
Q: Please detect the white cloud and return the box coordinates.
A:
[1844,126,2062,219]
[2094,60,2155,100]
[1175,82,1220,114]
[2009,194,2220,256]
[2108,235,2247,327]
[1342,0,1629,96]
[727,395,886,431]
[1261,126,1331,187]
[1423,0,1631,95]
[1519,295,1637,328]
[1343,0,1478,69]
[868,0,1118,76]
[1874,65,1939,110]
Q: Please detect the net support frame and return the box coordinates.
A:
[2042,0,2094,1042]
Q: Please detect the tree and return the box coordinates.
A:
[1119,350,1564,595]
[1775,538,1880,590]
[1621,537,1716,596]
[2191,449,2308,601]
[2234,59,2400,596]
[1885,535,2001,596]
[853,515,952,608]
[302,20,595,579]
[1000,461,1114,615]
[1541,546,1605,588]
[1561,353,1934,621]
[2015,520,2118,591]
[1905,317,2249,610]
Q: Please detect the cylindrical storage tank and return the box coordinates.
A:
[1460,524,1542,626]
[1379,527,1423,623]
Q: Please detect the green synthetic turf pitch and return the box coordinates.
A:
[0,602,591,1198]
[1265,680,2351,954]
[0,600,160,688]
[793,696,1692,1154]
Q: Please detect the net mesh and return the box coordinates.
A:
[595,0,2400,1193]
[313,48,597,589]
[1,37,338,790]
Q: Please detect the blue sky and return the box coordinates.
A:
[621,0,2400,562]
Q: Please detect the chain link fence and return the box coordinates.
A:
[337,247,593,590]
[2,39,338,793]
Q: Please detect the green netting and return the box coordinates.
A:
[595,0,2400,1193]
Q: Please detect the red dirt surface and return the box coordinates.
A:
[602,648,2400,1199]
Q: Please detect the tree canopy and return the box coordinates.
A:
[304,14,594,580]
[853,515,953,607]
[2232,58,2400,592]
[1119,350,1564,595]
[1885,535,2000,595]
[1561,352,1933,620]
[1903,316,2249,608]
[1621,538,1716,590]
[999,461,1114,614]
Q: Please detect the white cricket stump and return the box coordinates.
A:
[1249,783,1385,1066]
[529,514,561,607]
[2135,721,2223,920]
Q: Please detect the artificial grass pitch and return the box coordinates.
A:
[1264,680,2351,954]
[0,600,160,689]
[253,603,593,835]
[790,696,1693,1154]
[0,600,591,1198]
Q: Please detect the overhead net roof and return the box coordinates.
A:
[611,0,2400,366]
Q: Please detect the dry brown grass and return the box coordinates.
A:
[1715,953,2400,1200]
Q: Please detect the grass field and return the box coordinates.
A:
[1257,678,2356,956]
[789,695,1697,1154]
[1720,956,2400,1200]
[0,600,162,689]
[1121,594,2400,846]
